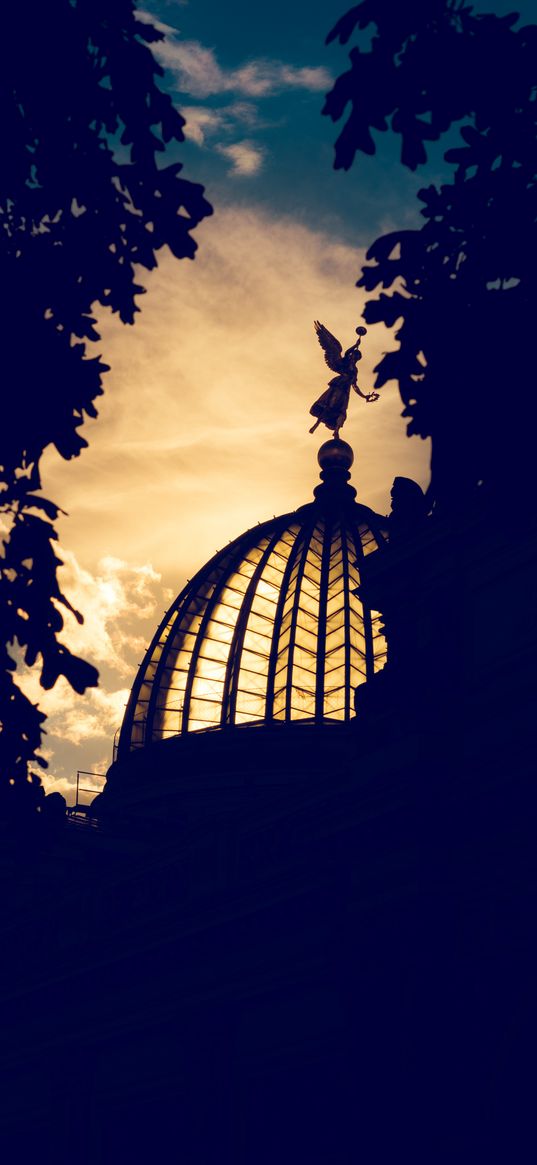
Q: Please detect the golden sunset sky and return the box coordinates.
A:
[17,0,460,802]
[22,206,430,802]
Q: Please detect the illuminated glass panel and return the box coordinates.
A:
[182,539,272,732]
[130,573,217,747]
[288,520,323,719]
[234,528,300,723]
[121,503,389,752]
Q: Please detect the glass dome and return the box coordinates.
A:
[118,441,388,755]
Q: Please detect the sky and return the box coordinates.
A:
[23,0,533,803]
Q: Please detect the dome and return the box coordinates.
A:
[118,441,388,756]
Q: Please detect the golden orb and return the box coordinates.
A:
[317,439,354,472]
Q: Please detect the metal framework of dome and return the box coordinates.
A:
[118,441,388,755]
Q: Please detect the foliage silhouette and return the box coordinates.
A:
[0,3,212,815]
[324,1,537,507]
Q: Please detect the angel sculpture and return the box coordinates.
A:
[309,321,378,438]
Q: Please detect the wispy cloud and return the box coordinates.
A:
[145,30,331,176]
[135,8,178,37]
[154,38,332,99]
[182,106,224,146]
[182,102,259,147]
[216,140,265,176]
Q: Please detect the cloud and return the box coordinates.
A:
[40,775,79,804]
[41,751,111,807]
[135,8,178,36]
[233,62,332,98]
[225,102,260,127]
[182,102,259,147]
[53,550,164,677]
[216,140,265,176]
[18,667,130,748]
[182,106,224,146]
[15,549,170,791]
[154,38,332,99]
[151,35,329,176]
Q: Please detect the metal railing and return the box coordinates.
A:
[72,769,106,813]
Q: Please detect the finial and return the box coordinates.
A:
[314,437,357,504]
[309,321,378,439]
[318,438,354,471]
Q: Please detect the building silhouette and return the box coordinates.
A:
[1,438,536,1163]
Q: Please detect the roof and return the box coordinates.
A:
[118,440,388,756]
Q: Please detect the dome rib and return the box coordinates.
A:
[223,522,290,727]
[315,511,333,722]
[284,509,320,722]
[178,515,291,736]
[340,517,352,719]
[145,538,246,746]
[264,507,316,722]
[349,521,375,681]
[179,535,257,734]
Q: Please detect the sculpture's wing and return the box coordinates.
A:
[314,321,343,372]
